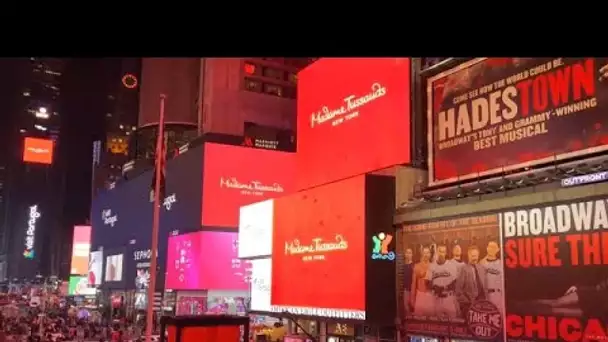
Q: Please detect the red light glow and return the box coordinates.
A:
[244,63,256,75]
[122,74,138,89]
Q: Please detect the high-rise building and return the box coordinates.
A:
[0,58,67,280]
[91,58,141,194]
[131,57,315,163]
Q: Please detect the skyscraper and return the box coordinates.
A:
[132,57,315,162]
[91,58,141,194]
[0,58,66,280]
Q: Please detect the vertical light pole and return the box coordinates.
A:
[145,94,166,342]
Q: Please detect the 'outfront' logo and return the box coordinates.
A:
[371,232,395,261]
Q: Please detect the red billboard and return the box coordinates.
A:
[23,137,54,165]
[296,58,411,191]
[70,225,91,275]
[427,57,608,186]
[201,143,295,228]
[502,198,608,342]
[271,175,366,320]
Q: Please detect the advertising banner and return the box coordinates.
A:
[399,215,504,341]
[90,188,121,250]
[23,137,54,165]
[105,254,124,282]
[70,225,91,275]
[250,258,272,312]
[202,143,295,229]
[296,58,411,191]
[165,231,252,290]
[502,197,608,342]
[427,57,608,186]
[238,199,274,258]
[123,246,153,291]
[68,276,96,296]
[161,144,203,233]
[91,170,153,251]
[23,204,41,261]
[88,251,103,286]
[271,175,366,320]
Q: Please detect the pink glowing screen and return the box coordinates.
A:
[165,231,251,290]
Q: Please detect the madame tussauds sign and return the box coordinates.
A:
[310,82,387,128]
[284,234,349,262]
[220,177,284,196]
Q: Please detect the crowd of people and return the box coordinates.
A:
[0,310,155,342]
[0,301,158,342]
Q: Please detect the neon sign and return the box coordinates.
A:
[163,193,177,210]
[122,74,138,89]
[102,209,118,227]
[371,232,395,261]
[23,205,41,259]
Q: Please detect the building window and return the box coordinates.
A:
[262,67,285,81]
[263,83,283,97]
[244,78,263,92]
[287,72,297,84]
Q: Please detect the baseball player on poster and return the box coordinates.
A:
[410,246,434,316]
[448,241,465,272]
[455,245,488,316]
[427,244,460,318]
[402,247,414,316]
[480,240,503,313]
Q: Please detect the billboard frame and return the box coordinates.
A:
[426,57,608,187]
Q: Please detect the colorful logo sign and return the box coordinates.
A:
[24,205,41,259]
[371,232,394,261]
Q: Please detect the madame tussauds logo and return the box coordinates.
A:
[310,82,387,128]
[220,177,284,196]
[285,234,348,262]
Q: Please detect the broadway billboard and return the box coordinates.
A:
[399,215,504,341]
[427,57,608,186]
[399,196,608,342]
[503,197,608,342]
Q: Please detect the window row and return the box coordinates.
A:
[243,77,296,99]
[244,62,298,84]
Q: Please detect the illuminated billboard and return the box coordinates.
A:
[70,226,91,275]
[23,137,54,165]
[427,57,608,186]
[23,205,41,260]
[296,58,411,190]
